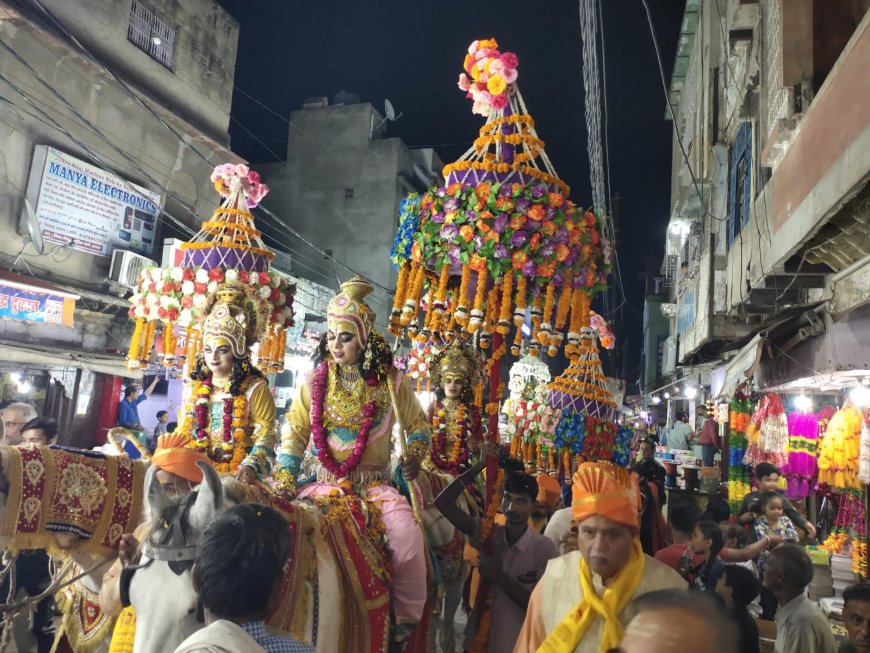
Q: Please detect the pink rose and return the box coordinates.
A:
[239,270,250,283]
[491,94,509,110]
[458,73,471,91]
[502,67,518,84]
[194,282,207,294]
[500,52,519,68]
[247,170,261,184]
[258,272,271,285]
[181,296,194,309]
[468,40,480,56]
[489,58,506,77]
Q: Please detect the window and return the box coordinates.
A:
[127,1,176,70]
[727,121,752,247]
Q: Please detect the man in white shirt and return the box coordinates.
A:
[763,543,836,653]
[667,411,695,451]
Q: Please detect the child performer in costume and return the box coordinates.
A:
[426,340,484,477]
[181,284,276,483]
[274,277,431,638]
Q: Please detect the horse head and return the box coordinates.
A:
[127,460,225,653]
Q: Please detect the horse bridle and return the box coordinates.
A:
[119,490,199,608]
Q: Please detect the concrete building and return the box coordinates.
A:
[260,99,443,329]
[0,0,240,444]
[647,0,870,408]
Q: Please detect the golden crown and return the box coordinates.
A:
[327,276,376,346]
[431,340,483,389]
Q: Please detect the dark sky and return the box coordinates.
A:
[216,0,685,379]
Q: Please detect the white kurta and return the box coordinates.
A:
[513,550,688,653]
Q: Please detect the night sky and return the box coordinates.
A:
[216,0,686,381]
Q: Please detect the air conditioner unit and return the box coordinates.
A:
[109,250,157,289]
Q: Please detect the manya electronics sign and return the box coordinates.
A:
[24,146,163,258]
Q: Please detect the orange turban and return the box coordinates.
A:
[536,473,562,508]
[571,461,641,533]
[151,433,211,484]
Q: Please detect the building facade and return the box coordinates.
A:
[260,99,443,330]
[648,0,870,408]
[0,0,240,444]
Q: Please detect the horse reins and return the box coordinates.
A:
[120,490,199,608]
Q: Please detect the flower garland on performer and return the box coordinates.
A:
[430,401,472,475]
[184,353,263,474]
[310,360,378,479]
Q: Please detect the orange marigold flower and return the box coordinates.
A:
[469,255,488,272]
[509,215,527,230]
[527,204,546,222]
[590,230,600,246]
[541,220,557,236]
[512,251,528,270]
[484,231,500,243]
[538,261,555,278]
[475,182,492,200]
[585,211,597,226]
[460,225,474,242]
[476,219,491,233]
[447,183,463,195]
[495,197,515,211]
[411,242,422,263]
[548,192,564,207]
[556,244,570,261]
[529,233,541,251]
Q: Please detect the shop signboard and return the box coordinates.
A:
[0,282,75,327]
[24,145,163,258]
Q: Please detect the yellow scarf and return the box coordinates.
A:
[537,539,646,653]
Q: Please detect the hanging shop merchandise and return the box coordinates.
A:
[817,402,868,577]
[727,389,753,514]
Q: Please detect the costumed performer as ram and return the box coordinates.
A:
[274,277,431,642]
[513,461,686,653]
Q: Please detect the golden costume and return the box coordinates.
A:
[180,285,276,476]
[274,277,430,626]
[425,340,484,477]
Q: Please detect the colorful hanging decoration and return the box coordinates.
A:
[126,164,294,373]
[388,38,611,360]
[819,490,867,577]
[781,412,820,499]
[818,402,865,489]
[727,389,753,514]
[743,393,788,468]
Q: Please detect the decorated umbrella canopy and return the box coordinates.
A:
[126,164,295,373]
[389,38,611,362]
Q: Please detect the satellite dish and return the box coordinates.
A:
[384,99,403,122]
[373,99,404,134]
[24,199,45,255]
[11,199,45,274]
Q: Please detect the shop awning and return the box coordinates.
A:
[0,339,140,379]
[711,334,765,399]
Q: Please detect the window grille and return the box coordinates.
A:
[727,121,752,247]
[127,0,176,70]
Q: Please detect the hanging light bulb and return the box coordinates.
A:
[685,386,698,400]
[794,394,813,412]
[664,392,670,400]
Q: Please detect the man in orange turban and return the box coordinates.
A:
[513,461,686,653]
[531,473,563,534]
[99,433,212,617]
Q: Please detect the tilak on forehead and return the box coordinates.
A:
[327,276,376,347]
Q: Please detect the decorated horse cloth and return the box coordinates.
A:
[53,565,116,653]
[310,491,393,653]
[1,446,146,556]
[227,483,320,643]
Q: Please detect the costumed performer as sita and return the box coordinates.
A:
[274,277,431,638]
[513,461,686,653]
[180,284,276,483]
[425,339,484,478]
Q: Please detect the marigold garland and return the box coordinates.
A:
[184,376,252,473]
[497,273,513,335]
[430,401,471,475]
[469,267,489,333]
[455,265,472,326]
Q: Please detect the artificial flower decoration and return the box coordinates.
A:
[458,38,519,116]
[390,38,612,363]
[127,163,294,373]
